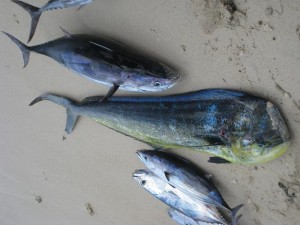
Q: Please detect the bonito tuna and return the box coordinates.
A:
[3,30,179,100]
[12,0,94,42]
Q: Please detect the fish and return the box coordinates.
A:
[168,208,224,225]
[12,0,94,42]
[28,89,290,164]
[3,30,179,100]
[136,150,243,222]
[133,169,231,225]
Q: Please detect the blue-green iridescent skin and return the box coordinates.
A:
[30,89,290,164]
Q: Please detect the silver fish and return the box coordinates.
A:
[12,0,94,42]
[133,169,230,225]
[3,30,179,100]
[168,208,223,225]
[136,150,242,223]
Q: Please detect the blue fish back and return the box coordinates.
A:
[108,89,251,103]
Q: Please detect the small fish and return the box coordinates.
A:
[12,0,94,42]
[133,169,230,224]
[29,89,289,164]
[168,208,224,225]
[136,150,242,223]
[3,30,179,100]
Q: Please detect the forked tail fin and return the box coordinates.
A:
[29,94,79,134]
[2,31,30,68]
[231,204,243,225]
[12,0,42,42]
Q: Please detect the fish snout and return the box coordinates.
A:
[132,169,148,178]
[136,150,148,162]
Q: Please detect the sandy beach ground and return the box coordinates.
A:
[0,0,299,224]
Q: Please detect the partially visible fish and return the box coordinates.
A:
[28,89,289,164]
[168,209,223,225]
[136,150,242,224]
[133,169,229,225]
[3,30,179,100]
[12,0,94,42]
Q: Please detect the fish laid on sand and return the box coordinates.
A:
[136,150,243,222]
[137,150,230,208]
[12,0,94,42]
[3,30,179,100]
[29,89,289,164]
[133,169,240,225]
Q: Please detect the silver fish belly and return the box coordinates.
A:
[136,150,243,224]
[133,169,229,224]
[168,209,223,225]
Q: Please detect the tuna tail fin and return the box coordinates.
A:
[29,94,79,134]
[2,31,30,68]
[11,0,41,42]
[230,204,243,225]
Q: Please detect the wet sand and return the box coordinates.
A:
[0,1,299,224]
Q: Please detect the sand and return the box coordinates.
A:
[0,0,299,224]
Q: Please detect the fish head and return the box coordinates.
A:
[132,169,165,191]
[136,150,160,171]
[226,101,290,164]
[132,169,149,186]
[121,63,180,92]
[136,150,174,180]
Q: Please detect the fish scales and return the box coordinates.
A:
[79,98,256,147]
[3,32,179,99]
[29,89,290,164]
[133,170,229,224]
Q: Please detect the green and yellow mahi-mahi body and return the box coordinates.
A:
[30,89,290,164]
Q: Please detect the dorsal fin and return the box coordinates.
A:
[60,27,72,38]
[89,41,113,52]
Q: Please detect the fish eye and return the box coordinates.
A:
[140,180,146,186]
[154,81,161,87]
[144,156,147,161]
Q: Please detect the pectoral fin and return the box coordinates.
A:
[208,157,231,164]
[164,171,171,181]
[102,84,120,102]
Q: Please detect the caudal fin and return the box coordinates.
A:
[2,31,30,68]
[12,0,41,42]
[231,204,243,225]
[29,94,79,134]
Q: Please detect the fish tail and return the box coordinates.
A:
[230,204,243,225]
[11,0,41,42]
[2,31,31,68]
[29,94,79,134]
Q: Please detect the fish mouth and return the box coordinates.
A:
[136,150,142,159]
[132,169,149,178]
[136,150,147,161]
